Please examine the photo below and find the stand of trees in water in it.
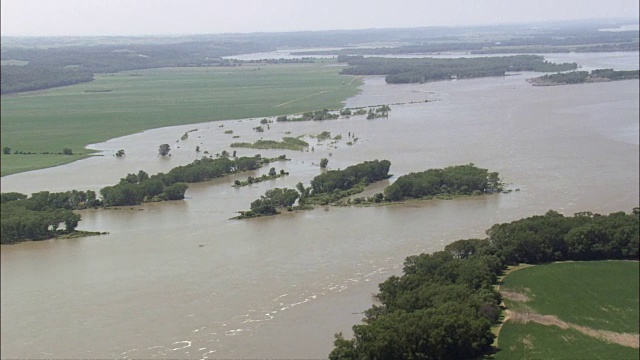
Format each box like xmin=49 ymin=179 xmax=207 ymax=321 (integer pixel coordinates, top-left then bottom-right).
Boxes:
xmin=239 ymin=162 xmax=504 ymax=217
xmin=529 ymin=68 xmax=640 ymax=85
xmin=237 ymin=160 xmax=392 ymax=218
xmin=383 ymin=164 xmax=502 ymax=201
xmin=338 ymin=55 xmax=577 ymax=84
xmin=230 ymin=137 xmax=309 ymax=151
xmin=1 ymin=154 xmax=287 ymax=243
xmin=329 ymin=208 xmax=640 ymax=359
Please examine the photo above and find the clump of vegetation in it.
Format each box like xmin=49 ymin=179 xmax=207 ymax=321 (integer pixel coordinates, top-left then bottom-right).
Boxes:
xmin=233 ymin=167 xmax=289 ymax=187
xmin=320 ymin=158 xmax=329 ymax=168
xmin=231 ymin=137 xmax=309 ymax=151
xmin=115 ymin=149 xmax=125 ymax=157
xmin=530 ymin=68 xmax=640 ymax=86
xmin=315 ymin=131 xmax=333 ymax=141
xmin=236 ymin=188 xmax=300 ymax=218
xmin=383 ymin=163 xmax=502 ymax=201
xmin=224 ymin=130 xmax=234 ymax=134
xmin=236 ymin=159 xmax=392 ymax=218
xmin=158 ymin=144 xmax=171 ymax=156
xmin=277 ymin=109 xmax=340 ymax=122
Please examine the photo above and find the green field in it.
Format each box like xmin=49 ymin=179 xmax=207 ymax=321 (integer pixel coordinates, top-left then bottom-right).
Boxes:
xmin=0 ymin=62 xmax=362 ymax=176
xmin=495 ymin=261 xmax=639 ymax=359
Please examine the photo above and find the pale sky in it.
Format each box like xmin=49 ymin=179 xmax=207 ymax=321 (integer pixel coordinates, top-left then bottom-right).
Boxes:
xmin=1 ymin=0 xmax=639 ymax=36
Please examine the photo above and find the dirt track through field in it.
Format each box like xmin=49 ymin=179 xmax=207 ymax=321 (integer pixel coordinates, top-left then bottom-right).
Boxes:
xmin=507 ymin=309 xmax=640 ymax=348
xmin=274 ymin=90 xmax=330 ymax=107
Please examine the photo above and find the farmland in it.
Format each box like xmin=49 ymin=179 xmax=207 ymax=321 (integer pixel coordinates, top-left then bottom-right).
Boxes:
xmin=496 ymin=261 xmax=639 ymax=359
xmin=0 ymin=62 xmax=361 ymax=176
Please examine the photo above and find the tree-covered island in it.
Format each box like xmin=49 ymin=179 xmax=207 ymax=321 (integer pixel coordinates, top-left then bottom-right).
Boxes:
xmin=528 ymin=68 xmax=640 ymax=86
xmin=338 ymin=55 xmax=578 ymax=84
xmin=231 ymin=137 xmax=310 ymax=151
xmin=237 ymin=162 xmax=504 ymax=218
xmin=236 ymin=160 xmax=392 ymax=218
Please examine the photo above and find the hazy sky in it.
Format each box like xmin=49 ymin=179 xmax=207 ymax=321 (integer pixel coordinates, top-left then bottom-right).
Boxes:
xmin=1 ymin=0 xmax=639 ymax=36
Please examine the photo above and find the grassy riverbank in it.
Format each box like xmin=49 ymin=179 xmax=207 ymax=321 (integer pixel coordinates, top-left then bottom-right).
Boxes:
xmin=1 ymin=62 xmax=362 ymax=176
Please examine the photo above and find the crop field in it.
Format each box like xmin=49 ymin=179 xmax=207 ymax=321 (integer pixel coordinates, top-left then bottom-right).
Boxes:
xmin=495 ymin=261 xmax=639 ymax=359
xmin=0 ymin=62 xmax=361 ymax=176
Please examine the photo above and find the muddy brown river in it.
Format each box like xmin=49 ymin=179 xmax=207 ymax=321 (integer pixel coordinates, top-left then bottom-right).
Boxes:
xmin=1 ymin=53 xmax=638 ymax=359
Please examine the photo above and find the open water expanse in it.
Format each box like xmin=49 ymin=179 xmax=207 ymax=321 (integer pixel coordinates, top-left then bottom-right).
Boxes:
xmin=1 ymin=52 xmax=638 ymax=359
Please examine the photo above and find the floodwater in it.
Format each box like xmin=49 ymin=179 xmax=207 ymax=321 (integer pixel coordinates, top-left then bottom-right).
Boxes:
xmin=1 ymin=53 xmax=639 ymax=359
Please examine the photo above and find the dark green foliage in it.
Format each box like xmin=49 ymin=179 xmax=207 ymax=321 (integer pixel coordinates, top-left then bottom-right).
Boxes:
xmin=1 ymin=192 xmax=27 ymax=204
xmin=310 ymin=160 xmax=391 ymax=195
xmin=532 ymin=68 xmax=640 ymax=85
xmin=277 ymin=109 xmax=340 ymax=122
xmin=158 ymin=143 xmax=171 ymax=156
xmin=62 ymin=148 xmax=73 ymax=155
xmin=339 ymin=55 xmax=577 ymax=84
xmin=115 ymin=149 xmax=125 ymax=157
xmin=331 ymin=250 xmax=501 ymax=359
xmin=231 ymin=137 xmax=309 ymax=151
xmin=320 ymin=158 xmax=329 ymax=168
xmin=161 ymin=183 xmax=188 ymax=200
xmin=384 ymin=164 xmax=501 ymax=201
xmin=0 ymin=190 xmax=97 ymax=243
xmin=248 ymin=187 xmax=300 ymax=216
xmin=3 ymin=147 xmax=11 ymax=155
xmin=487 ymin=210 xmax=640 ymax=264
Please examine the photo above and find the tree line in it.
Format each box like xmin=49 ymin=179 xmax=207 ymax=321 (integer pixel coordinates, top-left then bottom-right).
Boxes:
xmin=338 ymin=55 xmax=578 ymax=84
xmin=329 ymin=208 xmax=640 ymax=359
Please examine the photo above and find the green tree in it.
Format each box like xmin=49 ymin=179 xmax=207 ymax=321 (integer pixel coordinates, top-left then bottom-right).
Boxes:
xmin=320 ymin=158 xmax=329 ymax=168
xmin=62 ymin=148 xmax=73 ymax=155
xmin=158 ymin=144 xmax=171 ymax=156
xmin=3 ymin=147 xmax=11 ymax=155
xmin=115 ymin=149 xmax=125 ymax=157
xmin=269 ymin=167 xmax=277 ymax=176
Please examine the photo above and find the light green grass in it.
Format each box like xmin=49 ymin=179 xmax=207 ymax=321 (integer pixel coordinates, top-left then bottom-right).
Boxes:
xmin=496 ymin=322 xmax=639 ymax=360
xmin=1 ymin=62 xmax=362 ymax=176
xmin=495 ymin=261 xmax=639 ymax=359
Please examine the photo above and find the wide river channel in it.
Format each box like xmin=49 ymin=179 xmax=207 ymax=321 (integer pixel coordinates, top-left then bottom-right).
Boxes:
xmin=1 ymin=52 xmax=639 ymax=359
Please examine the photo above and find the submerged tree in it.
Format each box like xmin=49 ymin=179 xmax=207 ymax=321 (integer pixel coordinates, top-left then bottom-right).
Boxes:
xmin=158 ymin=144 xmax=171 ymax=156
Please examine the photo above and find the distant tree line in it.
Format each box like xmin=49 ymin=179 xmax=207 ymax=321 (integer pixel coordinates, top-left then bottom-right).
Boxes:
xmin=291 ymin=27 xmax=638 ymax=56
xmin=338 ymin=55 xmax=578 ymax=84
xmin=1 ymin=65 xmax=94 ymax=94
xmin=1 ymin=41 xmax=273 ymax=94
xmin=329 ymin=208 xmax=640 ymax=359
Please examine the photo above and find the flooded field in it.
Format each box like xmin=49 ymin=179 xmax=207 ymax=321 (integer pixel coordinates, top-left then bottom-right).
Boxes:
xmin=1 ymin=53 xmax=638 ymax=359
